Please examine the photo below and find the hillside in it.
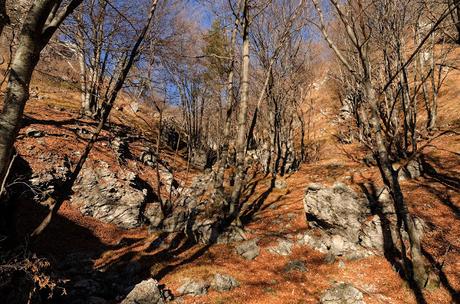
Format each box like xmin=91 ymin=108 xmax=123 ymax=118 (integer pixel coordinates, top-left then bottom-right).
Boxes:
xmin=0 ymin=56 xmax=457 ymax=304
xmin=1 ymin=1 xmax=460 ymax=303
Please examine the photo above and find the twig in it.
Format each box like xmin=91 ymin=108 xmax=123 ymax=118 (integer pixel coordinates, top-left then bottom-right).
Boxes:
xmin=0 ymin=153 xmax=17 ymax=197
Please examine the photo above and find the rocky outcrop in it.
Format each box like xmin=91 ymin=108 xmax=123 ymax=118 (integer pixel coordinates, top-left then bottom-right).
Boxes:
xmin=268 ymin=239 xmax=294 ymax=256
xmin=397 ymin=158 xmax=423 ymax=180
xmin=320 ymin=282 xmax=365 ymax=304
xmin=71 ymin=161 xmax=149 ymax=229
xmin=160 ymin=173 xmax=229 ymax=244
xmin=302 ymin=183 xmax=424 ymax=259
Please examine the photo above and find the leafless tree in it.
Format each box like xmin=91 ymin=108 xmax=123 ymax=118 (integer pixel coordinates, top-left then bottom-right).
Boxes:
xmin=310 ymin=0 xmax=459 ymax=289
xmin=31 ymin=0 xmax=161 ymax=238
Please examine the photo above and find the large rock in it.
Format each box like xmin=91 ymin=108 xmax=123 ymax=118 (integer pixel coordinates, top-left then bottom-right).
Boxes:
xmin=71 ymin=161 xmax=148 ymax=229
xmin=121 ymin=279 xmax=165 ymax=304
xmin=160 ymin=173 xmax=228 ymax=244
xmin=211 ymin=274 xmax=239 ymax=291
xmin=320 ymin=282 xmax=365 ymax=304
xmin=303 ymin=183 xmax=424 ymax=259
xmin=177 ymin=278 xmax=209 ymax=296
xmin=397 ymin=158 xmax=423 ymax=181
xmin=236 ymin=239 xmax=260 ymax=260
xmin=268 ymin=239 xmax=294 ymax=256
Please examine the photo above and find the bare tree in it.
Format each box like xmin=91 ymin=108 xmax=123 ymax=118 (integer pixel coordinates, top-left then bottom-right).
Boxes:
xmin=31 ymin=0 xmax=161 ymax=238
xmin=310 ymin=0 xmax=454 ymax=289
xmin=0 ymin=0 xmax=83 ymax=200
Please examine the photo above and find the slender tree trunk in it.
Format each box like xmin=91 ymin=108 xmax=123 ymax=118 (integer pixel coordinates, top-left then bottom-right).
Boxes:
xmin=229 ymin=0 xmax=250 ymax=219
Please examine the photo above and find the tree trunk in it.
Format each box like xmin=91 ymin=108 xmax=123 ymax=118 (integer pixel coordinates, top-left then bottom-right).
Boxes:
xmin=365 ymin=80 xmax=429 ymax=289
xmin=229 ymin=0 xmax=250 ymax=218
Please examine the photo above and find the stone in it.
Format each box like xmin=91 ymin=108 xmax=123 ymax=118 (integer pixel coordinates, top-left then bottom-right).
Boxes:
xmin=303 ymin=183 xmax=425 ymax=259
xmin=274 ymin=178 xmax=288 ymax=189
xmin=211 ymin=274 xmax=239 ymax=291
xmin=320 ymin=282 xmax=365 ymax=304
xmin=71 ymin=161 xmax=148 ymax=229
xmin=397 ymin=158 xmax=423 ymax=181
xmin=284 ymin=260 xmax=307 ymax=273
xmin=268 ymin=239 xmax=294 ymax=256
xmin=121 ymin=279 xmax=165 ymax=304
xmin=177 ymin=279 xmax=209 ymax=296
xmin=216 ymin=226 xmax=246 ymax=244
xmin=236 ymin=239 xmax=260 ymax=260
xmin=338 ymin=260 xmax=346 ymax=269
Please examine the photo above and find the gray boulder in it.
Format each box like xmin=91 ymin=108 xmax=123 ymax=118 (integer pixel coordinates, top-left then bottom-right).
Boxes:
xmin=211 ymin=274 xmax=239 ymax=291
xmin=177 ymin=279 xmax=209 ymax=296
xmin=320 ymin=282 xmax=365 ymax=304
xmin=236 ymin=239 xmax=260 ymax=260
xmin=160 ymin=173 xmax=228 ymax=244
xmin=268 ymin=239 xmax=294 ymax=256
xmin=397 ymin=158 xmax=423 ymax=181
xmin=71 ymin=161 xmax=148 ymax=229
xmin=303 ymin=183 xmax=424 ymax=259
xmin=121 ymin=279 xmax=165 ymax=304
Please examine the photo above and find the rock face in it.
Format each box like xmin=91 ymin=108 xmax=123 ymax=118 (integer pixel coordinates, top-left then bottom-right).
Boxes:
xmin=121 ymin=279 xmax=165 ymax=304
xmin=302 ymin=183 xmax=424 ymax=259
xmin=160 ymin=173 xmax=229 ymax=244
xmin=397 ymin=158 xmax=423 ymax=180
xmin=284 ymin=260 xmax=307 ymax=273
xmin=71 ymin=161 xmax=148 ymax=229
xmin=320 ymin=283 xmax=365 ymax=304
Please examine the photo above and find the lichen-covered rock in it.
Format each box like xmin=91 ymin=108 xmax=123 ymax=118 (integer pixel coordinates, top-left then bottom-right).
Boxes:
xmin=160 ymin=173 xmax=229 ymax=244
xmin=71 ymin=161 xmax=148 ymax=229
xmin=268 ymin=239 xmax=294 ymax=256
xmin=177 ymin=278 xmax=209 ymax=296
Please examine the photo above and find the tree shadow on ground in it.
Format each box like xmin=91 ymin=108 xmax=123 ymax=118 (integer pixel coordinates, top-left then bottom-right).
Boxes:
xmin=240 ymin=176 xmax=276 ymax=225
xmin=359 ymin=182 xmax=428 ymax=304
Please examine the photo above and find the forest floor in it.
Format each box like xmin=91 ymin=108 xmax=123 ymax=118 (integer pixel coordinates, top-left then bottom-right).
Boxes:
xmin=5 ymin=62 xmax=460 ymax=304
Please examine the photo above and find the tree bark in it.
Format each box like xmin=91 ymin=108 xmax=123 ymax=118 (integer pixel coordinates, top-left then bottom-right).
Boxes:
xmin=229 ymin=0 xmax=250 ymax=218
xmin=214 ymin=0 xmax=242 ymax=189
